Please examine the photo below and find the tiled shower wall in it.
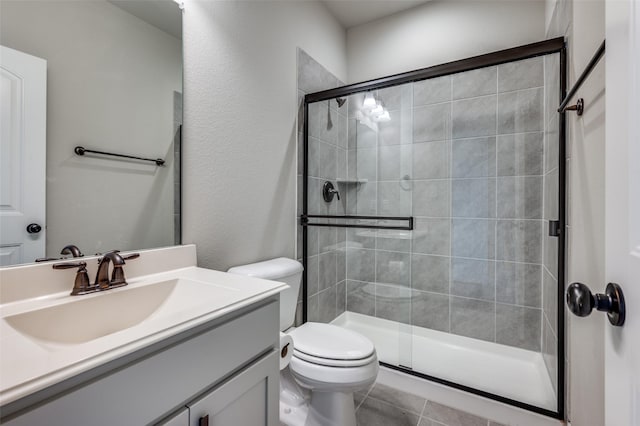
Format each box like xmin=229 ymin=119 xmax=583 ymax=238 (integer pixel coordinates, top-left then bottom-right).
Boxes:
xmin=296 ymin=48 xmax=347 ymax=325
xmin=298 ymin=51 xmax=561 ymax=361
xmin=343 ymin=56 xmax=556 ymax=353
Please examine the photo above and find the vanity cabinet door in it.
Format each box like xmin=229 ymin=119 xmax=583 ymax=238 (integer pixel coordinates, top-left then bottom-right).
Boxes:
xmin=188 ymin=350 xmax=279 ymax=426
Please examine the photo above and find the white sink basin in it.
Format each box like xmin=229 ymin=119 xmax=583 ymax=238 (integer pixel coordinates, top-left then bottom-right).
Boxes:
xmin=5 ymin=278 xmax=238 ymax=345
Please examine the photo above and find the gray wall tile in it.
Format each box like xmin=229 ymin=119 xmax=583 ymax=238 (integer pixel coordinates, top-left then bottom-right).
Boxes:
xmin=308 ymin=101 xmax=338 ymax=144
xmin=413 ymin=103 xmax=451 ymax=142
xmin=319 ymin=251 xmax=337 ymax=292
xmin=414 ymin=75 xmax=451 ymax=106
xmin=378 ymin=145 xmax=412 ymax=181
xmin=450 ymin=296 xmax=495 ymax=342
xmin=544 ymin=168 xmax=559 ymax=220
xmin=496 ymin=176 xmax=543 ymax=219
xmin=451 ymin=258 xmax=495 ymax=301
xmin=452 ymin=137 xmax=496 ymax=178
xmin=452 ymin=95 xmax=497 ymax=139
xmin=318 ymin=286 xmax=337 ymax=323
xmin=356 ymin=147 xmax=378 ymax=181
xmin=498 ymin=57 xmax=544 ymax=92
xmin=497 ymin=132 xmax=544 ymax=176
xmin=349 ymin=121 xmax=377 ymax=149
xmin=378 ymin=181 xmax=411 ymax=216
xmin=496 ymin=261 xmax=542 ymax=308
xmin=377 ymin=231 xmax=411 ymax=252
xmin=543 ymin=268 xmax=558 ymax=335
xmin=542 ymin=316 xmax=558 ymax=392
xmin=413 ymin=141 xmax=450 ymax=179
xmin=496 ymin=304 xmax=541 ymax=351
xmin=452 ymin=219 xmax=495 ymax=259
xmin=376 ymin=284 xmax=411 ymax=324
xmin=347 ymin=248 xmax=376 ymax=282
xmin=376 ymin=251 xmax=411 ymax=286
xmin=498 ymin=88 xmax=543 ymax=134
xmin=452 ymin=178 xmax=496 ymax=218
xmin=411 ymin=290 xmax=450 ymax=332
xmin=347 ymin=280 xmax=375 ymax=316
xmin=307 ymin=254 xmax=319 ymax=295
xmin=413 ymin=218 xmax=450 ymax=256
xmin=348 ymin=228 xmax=376 ymax=249
xmin=378 ymin=86 xmax=403 ymax=111
xmin=452 ymin=66 xmax=497 ymax=100
xmin=379 ymin=117 xmax=403 ymax=146
xmin=496 ymin=219 xmax=542 ymax=263
xmin=297 ymin=48 xmax=338 ymax=94
xmin=413 ymin=180 xmax=450 ymax=217
xmin=307 ymin=293 xmax=319 ymax=322
xmin=411 ymin=254 xmax=449 ymax=293
xmin=544 ymin=115 xmax=559 ymax=172
xmin=543 ymin=221 xmax=558 ymax=278
xmin=337 ymin=280 xmax=346 ymax=316
xmin=318 ymin=227 xmax=337 ymax=253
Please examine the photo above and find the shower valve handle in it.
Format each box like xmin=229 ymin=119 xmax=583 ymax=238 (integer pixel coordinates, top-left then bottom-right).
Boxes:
xmin=566 ymin=282 xmax=626 ymax=326
xmin=322 ymin=181 xmax=340 ymax=202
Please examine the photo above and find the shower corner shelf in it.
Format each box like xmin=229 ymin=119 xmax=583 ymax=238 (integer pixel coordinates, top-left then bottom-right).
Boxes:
xmin=336 ymin=178 xmax=368 ymax=184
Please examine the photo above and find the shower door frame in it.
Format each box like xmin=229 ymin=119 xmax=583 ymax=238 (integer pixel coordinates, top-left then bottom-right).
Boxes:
xmin=301 ymin=37 xmax=567 ymax=420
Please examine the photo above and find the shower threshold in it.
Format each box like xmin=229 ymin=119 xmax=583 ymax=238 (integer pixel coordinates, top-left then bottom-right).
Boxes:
xmin=332 ymin=311 xmax=556 ymax=412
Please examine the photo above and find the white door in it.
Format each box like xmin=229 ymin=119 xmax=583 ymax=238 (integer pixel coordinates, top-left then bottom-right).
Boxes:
xmin=0 ymin=46 xmax=46 ymax=265
xmin=605 ymin=1 xmax=640 ymax=425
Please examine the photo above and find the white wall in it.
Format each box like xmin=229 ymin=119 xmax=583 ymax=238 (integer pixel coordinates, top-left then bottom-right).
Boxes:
xmin=346 ymin=0 xmax=545 ymax=83
xmin=181 ymin=0 xmax=346 ymax=271
xmin=545 ymin=0 xmax=606 ymax=424
xmin=1 ymin=1 xmax=181 ymax=258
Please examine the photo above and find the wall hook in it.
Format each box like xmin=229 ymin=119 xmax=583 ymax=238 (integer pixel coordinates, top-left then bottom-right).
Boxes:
xmin=564 ymin=98 xmax=584 ymax=116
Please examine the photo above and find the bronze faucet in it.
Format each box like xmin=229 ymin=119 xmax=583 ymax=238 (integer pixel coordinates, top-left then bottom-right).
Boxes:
xmin=53 ymin=250 xmax=139 ymax=295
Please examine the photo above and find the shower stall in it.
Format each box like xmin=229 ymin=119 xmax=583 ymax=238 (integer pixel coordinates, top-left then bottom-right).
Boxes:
xmin=299 ymin=38 xmax=566 ymax=418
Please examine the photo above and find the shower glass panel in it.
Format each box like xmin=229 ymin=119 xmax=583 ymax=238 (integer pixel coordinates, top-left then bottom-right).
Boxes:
xmin=302 ymin=39 xmax=564 ymax=418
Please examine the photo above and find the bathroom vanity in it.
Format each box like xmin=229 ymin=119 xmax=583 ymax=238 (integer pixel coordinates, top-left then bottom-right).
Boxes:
xmin=0 ymin=245 xmax=286 ymax=425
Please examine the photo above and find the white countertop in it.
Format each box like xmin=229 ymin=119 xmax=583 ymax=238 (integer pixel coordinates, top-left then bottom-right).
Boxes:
xmin=0 ymin=247 xmax=287 ymax=407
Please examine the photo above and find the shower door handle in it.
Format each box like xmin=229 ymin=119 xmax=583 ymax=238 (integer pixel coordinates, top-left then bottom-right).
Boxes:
xmin=566 ymin=282 xmax=626 ymax=326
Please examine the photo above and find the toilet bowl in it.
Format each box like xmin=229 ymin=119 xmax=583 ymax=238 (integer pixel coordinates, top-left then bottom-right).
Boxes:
xmin=228 ymin=258 xmax=378 ymax=426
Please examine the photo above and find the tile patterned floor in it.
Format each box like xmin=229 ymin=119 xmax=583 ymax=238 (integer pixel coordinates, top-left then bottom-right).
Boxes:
xmin=354 ymin=383 xmax=507 ymax=426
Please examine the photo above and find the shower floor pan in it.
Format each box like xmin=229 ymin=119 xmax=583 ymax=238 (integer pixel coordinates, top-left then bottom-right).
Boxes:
xmin=332 ymin=311 xmax=556 ymax=412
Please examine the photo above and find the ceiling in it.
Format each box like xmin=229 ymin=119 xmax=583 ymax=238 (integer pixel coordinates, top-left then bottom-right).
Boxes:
xmin=321 ymin=0 xmax=433 ymax=28
xmin=108 ymin=0 xmax=182 ymax=39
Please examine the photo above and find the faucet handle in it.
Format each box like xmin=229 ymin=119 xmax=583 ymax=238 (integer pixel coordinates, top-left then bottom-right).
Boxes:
xmin=53 ymin=261 xmax=92 ymax=295
xmin=111 ymin=253 xmax=139 ymax=286
xmin=60 ymin=244 xmax=83 ymax=258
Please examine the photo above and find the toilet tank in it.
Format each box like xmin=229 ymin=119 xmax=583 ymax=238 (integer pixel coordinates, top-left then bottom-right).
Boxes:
xmin=227 ymin=258 xmax=303 ymax=331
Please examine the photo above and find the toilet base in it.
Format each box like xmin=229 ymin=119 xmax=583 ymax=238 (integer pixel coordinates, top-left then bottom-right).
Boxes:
xmin=279 ymin=368 xmax=357 ymax=426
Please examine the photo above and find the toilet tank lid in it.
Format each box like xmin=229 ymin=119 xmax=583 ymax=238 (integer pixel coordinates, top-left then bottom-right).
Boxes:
xmin=227 ymin=257 xmax=303 ymax=280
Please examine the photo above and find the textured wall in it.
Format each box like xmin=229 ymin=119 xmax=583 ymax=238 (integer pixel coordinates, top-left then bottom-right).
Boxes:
xmin=545 ymin=0 xmax=607 ymax=423
xmin=346 ymin=0 xmax=545 ymax=83
xmin=182 ymin=0 xmax=346 ymax=271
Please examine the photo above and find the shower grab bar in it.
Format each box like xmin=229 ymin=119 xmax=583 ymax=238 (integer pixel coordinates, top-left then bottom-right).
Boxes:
xmin=74 ymin=146 xmax=165 ymax=166
xmin=558 ymin=40 xmax=605 ymax=114
xmin=301 ymin=214 xmax=414 ymax=231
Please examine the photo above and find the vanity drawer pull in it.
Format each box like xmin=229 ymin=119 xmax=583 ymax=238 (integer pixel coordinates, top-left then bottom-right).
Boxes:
xmin=199 ymin=414 xmax=209 ymax=426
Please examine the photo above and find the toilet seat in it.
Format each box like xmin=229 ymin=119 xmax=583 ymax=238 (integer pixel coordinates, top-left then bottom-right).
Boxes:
xmin=289 ymin=353 xmax=379 ymax=391
xmin=288 ymin=322 xmax=375 ymax=362
xmin=292 ymin=349 xmax=377 ymax=367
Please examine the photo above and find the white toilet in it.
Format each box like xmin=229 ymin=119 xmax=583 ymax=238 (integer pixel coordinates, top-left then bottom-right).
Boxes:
xmin=228 ymin=258 xmax=378 ymax=426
